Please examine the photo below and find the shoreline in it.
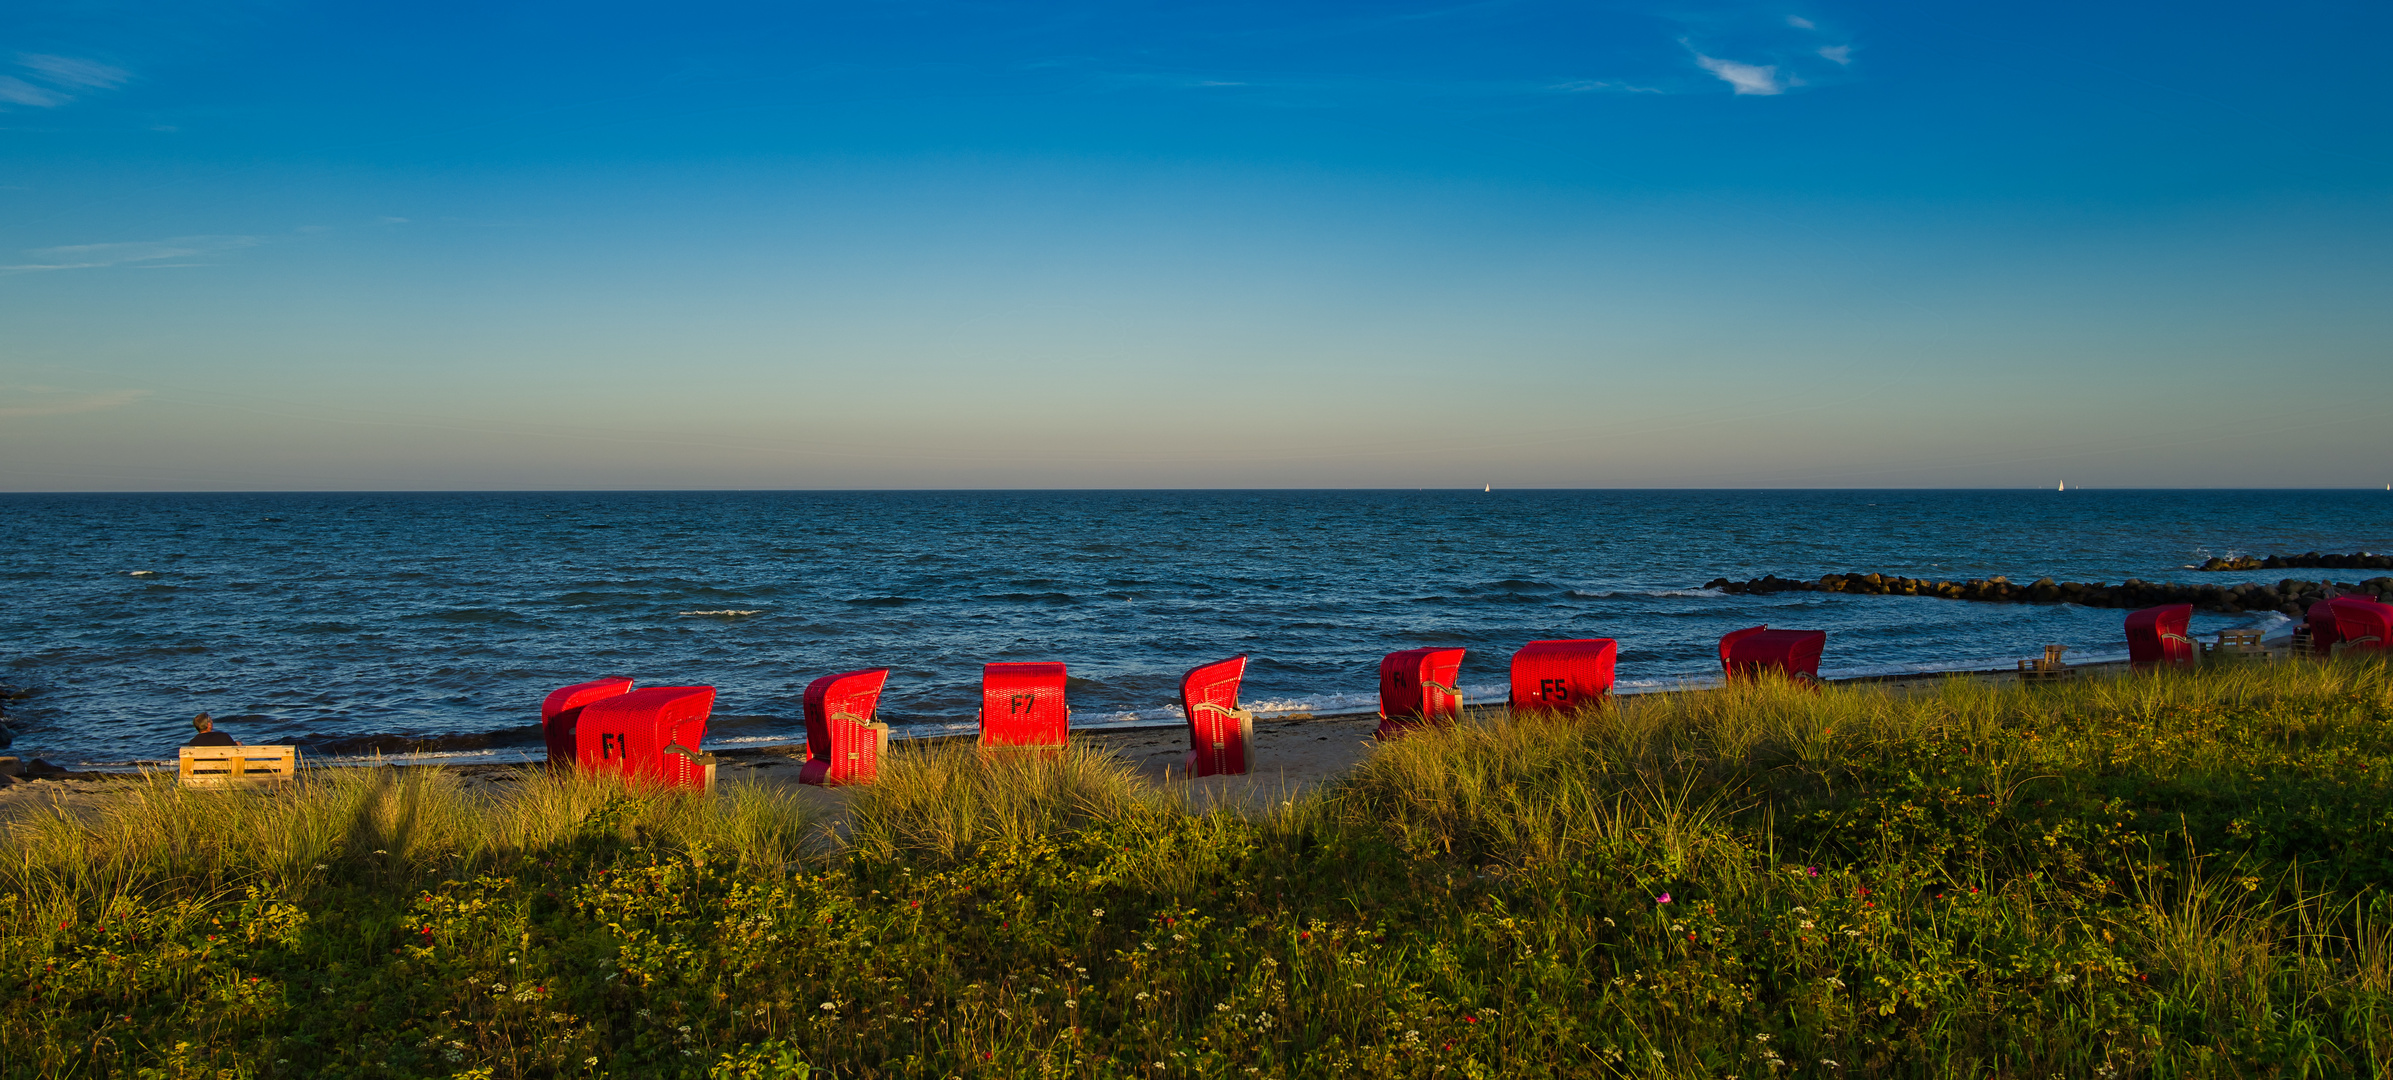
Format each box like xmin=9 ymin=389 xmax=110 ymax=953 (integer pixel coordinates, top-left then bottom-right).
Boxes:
xmin=0 ymin=659 xmax=2133 ymax=825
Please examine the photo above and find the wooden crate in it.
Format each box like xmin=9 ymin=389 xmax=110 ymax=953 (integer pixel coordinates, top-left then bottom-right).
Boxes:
xmin=179 ymin=745 xmax=299 ymax=788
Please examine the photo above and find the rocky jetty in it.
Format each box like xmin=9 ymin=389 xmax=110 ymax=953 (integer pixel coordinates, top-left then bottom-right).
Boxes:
xmin=2193 ymin=551 xmax=2393 ymax=572
xmin=1702 ymin=571 xmax=2393 ymax=616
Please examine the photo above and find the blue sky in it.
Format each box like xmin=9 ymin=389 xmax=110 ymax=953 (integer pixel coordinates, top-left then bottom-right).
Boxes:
xmin=3 ymin=1 xmax=2387 ymax=489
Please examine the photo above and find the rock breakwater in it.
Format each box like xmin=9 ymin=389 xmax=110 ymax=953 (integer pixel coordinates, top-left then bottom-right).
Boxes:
xmin=2193 ymin=551 xmax=2393 ymax=572
xmin=1702 ymin=571 xmax=2393 ymax=616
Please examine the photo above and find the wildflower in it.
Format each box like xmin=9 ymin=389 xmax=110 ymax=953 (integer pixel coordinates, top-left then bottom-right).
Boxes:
xmin=1807 ymin=866 xmax=1820 ymax=877
xmin=1092 ymin=909 xmax=1105 ymax=918
xmin=313 ymin=863 xmax=327 ymax=870
xmin=1173 ymin=934 xmax=1185 ymax=942
xmin=584 ymin=1057 xmax=598 ymax=1066
xmin=1216 ymin=1002 xmax=1231 ymax=1012
xmin=820 ymin=1002 xmax=837 ymax=1011
xmin=372 ymin=849 xmax=388 ymax=855
xmin=1136 ymin=992 xmax=1150 ymax=1000
xmin=1754 ymin=1034 xmax=1772 ymax=1043
xmin=1260 ymin=957 xmax=1278 ymax=967
xmin=1799 ymin=921 xmax=1815 ymax=930
xmin=1655 ymin=893 xmax=1672 ymax=905
xmin=1821 ymin=1060 xmax=1839 ymax=1068
xmin=1065 ymin=1000 xmax=1078 ymax=1009
xmin=1464 ymin=1015 xmax=1478 ymax=1024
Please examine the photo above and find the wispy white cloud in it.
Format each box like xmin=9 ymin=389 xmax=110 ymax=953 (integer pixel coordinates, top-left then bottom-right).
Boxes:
xmin=1786 ymin=15 xmax=1815 ymax=29
xmin=1 ymin=235 xmax=260 ymax=272
xmin=1818 ymin=44 xmax=1851 ymax=65
xmin=0 ymin=387 xmax=150 ymax=419
xmin=0 ymin=53 xmax=131 ymax=108
xmin=19 ymin=54 xmax=129 ymax=90
xmin=1694 ymin=53 xmax=1783 ymax=95
xmin=1547 ymin=79 xmax=1664 ymax=95
xmin=0 ymin=75 xmax=65 ymax=107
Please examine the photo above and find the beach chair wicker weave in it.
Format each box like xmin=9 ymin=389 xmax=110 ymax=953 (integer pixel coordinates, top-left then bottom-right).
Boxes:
xmin=541 ymin=677 xmax=634 ymax=767
xmin=2124 ymin=604 xmax=2198 ymax=668
xmin=574 ymin=686 xmax=717 ymax=789
xmin=1179 ymin=655 xmax=1253 ymax=778
xmin=980 ymin=662 xmax=1069 ymax=751
xmin=1508 ymin=639 xmax=1616 ymax=714
xmin=800 ymin=668 xmax=893 ymax=786
xmin=1720 ymin=625 xmax=1826 ymax=683
xmin=1375 ymin=647 xmax=1465 ymax=740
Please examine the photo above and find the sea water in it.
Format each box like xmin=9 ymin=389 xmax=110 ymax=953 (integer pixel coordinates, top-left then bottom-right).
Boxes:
xmin=2 ymin=489 xmax=2387 ymax=767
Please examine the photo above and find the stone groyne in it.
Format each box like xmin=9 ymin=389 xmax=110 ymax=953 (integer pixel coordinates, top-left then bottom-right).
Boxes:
xmin=1702 ymin=571 xmax=2393 ymax=616
xmin=2193 ymin=551 xmax=2393 ymax=572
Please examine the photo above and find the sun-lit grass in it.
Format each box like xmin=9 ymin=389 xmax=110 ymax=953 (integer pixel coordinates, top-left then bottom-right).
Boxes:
xmin=4 ymin=657 xmax=2391 ymax=1077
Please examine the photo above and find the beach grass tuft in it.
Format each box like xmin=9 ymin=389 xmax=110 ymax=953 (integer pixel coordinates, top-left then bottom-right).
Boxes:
xmin=5 ymin=657 xmax=2392 ymax=1077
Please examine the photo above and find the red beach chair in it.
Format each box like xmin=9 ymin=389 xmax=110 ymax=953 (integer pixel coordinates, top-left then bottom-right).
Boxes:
xmin=1719 ymin=625 xmax=1826 ymax=683
xmin=541 ymin=677 xmax=634 ymax=767
xmin=1179 ymin=655 xmax=1254 ymax=778
xmin=575 ymin=686 xmax=717 ymax=789
xmin=980 ymin=662 xmax=1069 ymax=750
xmin=1375 ymin=647 xmax=1465 ymax=740
xmin=2330 ymin=596 xmax=2393 ymax=653
xmin=2123 ymin=604 xmax=2198 ymax=668
xmin=1508 ymin=639 xmax=1617 ymax=714
xmin=800 ymin=668 xmax=893 ymax=786
xmin=2306 ymin=600 xmax=2346 ymax=656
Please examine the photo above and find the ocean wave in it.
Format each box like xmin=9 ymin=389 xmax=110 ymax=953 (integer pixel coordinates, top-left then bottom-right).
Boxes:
xmin=1567 ymin=587 xmax=1727 ymax=599
xmin=679 ymin=609 xmax=762 ymax=617
xmin=128 ymin=570 xmax=158 ymax=577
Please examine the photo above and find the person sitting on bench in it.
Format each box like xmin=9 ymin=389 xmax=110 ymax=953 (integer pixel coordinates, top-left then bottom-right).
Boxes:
xmin=184 ymin=712 xmax=238 ymax=748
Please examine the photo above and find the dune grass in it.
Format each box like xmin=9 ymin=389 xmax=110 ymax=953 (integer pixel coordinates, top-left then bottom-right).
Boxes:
xmin=5 ymin=658 xmax=2392 ymax=1078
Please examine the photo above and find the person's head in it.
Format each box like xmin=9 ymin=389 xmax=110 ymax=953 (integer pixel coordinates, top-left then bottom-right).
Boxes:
xmin=193 ymin=712 xmax=213 ymax=733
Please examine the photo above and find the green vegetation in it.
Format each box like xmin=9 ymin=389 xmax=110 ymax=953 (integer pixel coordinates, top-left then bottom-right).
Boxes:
xmin=7 ymin=658 xmax=2393 ymax=1078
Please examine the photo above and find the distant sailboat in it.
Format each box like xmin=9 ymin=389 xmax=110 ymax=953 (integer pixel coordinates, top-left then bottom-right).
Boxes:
xmin=2057 ymin=481 xmax=2065 ymax=492
xmin=1484 ymin=483 xmax=1491 ymax=492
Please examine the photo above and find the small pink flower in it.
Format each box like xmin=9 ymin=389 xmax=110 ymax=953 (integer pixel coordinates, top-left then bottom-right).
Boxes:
xmin=1655 ymin=892 xmax=1672 ymax=904
xmin=1807 ymin=866 xmax=1820 ymax=877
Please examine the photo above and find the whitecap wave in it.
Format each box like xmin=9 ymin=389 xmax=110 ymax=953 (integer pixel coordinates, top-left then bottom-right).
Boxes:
xmin=128 ymin=570 xmax=157 ymax=577
xmin=1567 ymin=587 xmax=1725 ymax=599
xmin=679 ymin=609 xmax=762 ymax=617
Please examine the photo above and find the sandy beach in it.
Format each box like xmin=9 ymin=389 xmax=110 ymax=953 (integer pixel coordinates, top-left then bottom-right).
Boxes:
xmin=0 ymin=661 xmax=2124 ymax=831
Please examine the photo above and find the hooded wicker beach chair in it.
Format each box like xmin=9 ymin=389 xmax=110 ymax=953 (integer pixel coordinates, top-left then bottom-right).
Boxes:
xmin=1507 ymin=638 xmax=1616 ymax=714
xmin=574 ymin=686 xmax=717 ymax=789
xmin=2124 ymin=604 xmax=2198 ymax=668
xmin=1179 ymin=654 xmax=1254 ymax=778
xmin=800 ymin=668 xmax=893 ymax=786
xmin=541 ymin=677 xmax=634 ymax=767
xmin=2330 ymin=596 xmax=2393 ymax=654
xmin=980 ymin=662 xmax=1069 ymax=751
xmin=1719 ymin=625 xmax=1826 ymax=683
xmin=1375 ymin=647 xmax=1465 ymax=740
